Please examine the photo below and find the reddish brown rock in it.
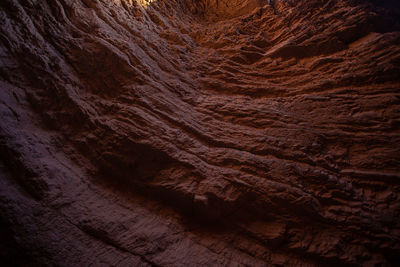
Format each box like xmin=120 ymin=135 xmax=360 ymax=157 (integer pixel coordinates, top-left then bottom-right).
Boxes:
xmin=1 ymin=0 xmax=400 ymax=266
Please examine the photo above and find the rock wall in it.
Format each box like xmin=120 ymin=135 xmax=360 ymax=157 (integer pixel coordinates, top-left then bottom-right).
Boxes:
xmin=1 ymin=0 xmax=400 ymax=265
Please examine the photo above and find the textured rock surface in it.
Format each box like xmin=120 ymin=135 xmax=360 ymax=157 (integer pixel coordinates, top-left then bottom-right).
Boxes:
xmin=1 ymin=0 xmax=400 ymax=265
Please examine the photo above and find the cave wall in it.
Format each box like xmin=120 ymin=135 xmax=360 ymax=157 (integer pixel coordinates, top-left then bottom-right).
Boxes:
xmin=1 ymin=0 xmax=400 ymax=266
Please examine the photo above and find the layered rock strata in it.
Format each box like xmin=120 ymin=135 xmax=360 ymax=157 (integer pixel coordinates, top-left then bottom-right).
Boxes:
xmin=1 ymin=0 xmax=400 ymax=265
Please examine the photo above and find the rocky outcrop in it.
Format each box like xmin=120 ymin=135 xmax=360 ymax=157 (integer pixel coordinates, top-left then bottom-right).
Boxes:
xmin=1 ymin=0 xmax=400 ymax=265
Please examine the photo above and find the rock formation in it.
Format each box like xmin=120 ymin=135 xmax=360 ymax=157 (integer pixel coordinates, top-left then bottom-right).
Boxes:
xmin=1 ymin=0 xmax=400 ymax=265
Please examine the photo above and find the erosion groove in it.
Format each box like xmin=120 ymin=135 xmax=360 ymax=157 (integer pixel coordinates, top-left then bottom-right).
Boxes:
xmin=1 ymin=0 xmax=400 ymax=266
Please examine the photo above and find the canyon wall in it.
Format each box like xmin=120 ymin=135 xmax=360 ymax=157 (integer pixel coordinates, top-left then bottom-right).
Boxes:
xmin=1 ymin=0 xmax=400 ymax=266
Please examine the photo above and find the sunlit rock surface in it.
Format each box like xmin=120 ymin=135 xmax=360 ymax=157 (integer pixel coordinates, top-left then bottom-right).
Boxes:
xmin=1 ymin=0 xmax=400 ymax=265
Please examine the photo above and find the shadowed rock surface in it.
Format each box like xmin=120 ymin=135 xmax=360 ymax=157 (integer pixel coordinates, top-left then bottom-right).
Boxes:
xmin=1 ymin=0 xmax=400 ymax=266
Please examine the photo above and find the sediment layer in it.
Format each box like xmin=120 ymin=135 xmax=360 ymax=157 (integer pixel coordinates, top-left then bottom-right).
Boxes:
xmin=1 ymin=0 xmax=400 ymax=265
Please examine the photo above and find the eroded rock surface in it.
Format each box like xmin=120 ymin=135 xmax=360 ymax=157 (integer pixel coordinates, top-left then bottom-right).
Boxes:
xmin=1 ymin=0 xmax=400 ymax=266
